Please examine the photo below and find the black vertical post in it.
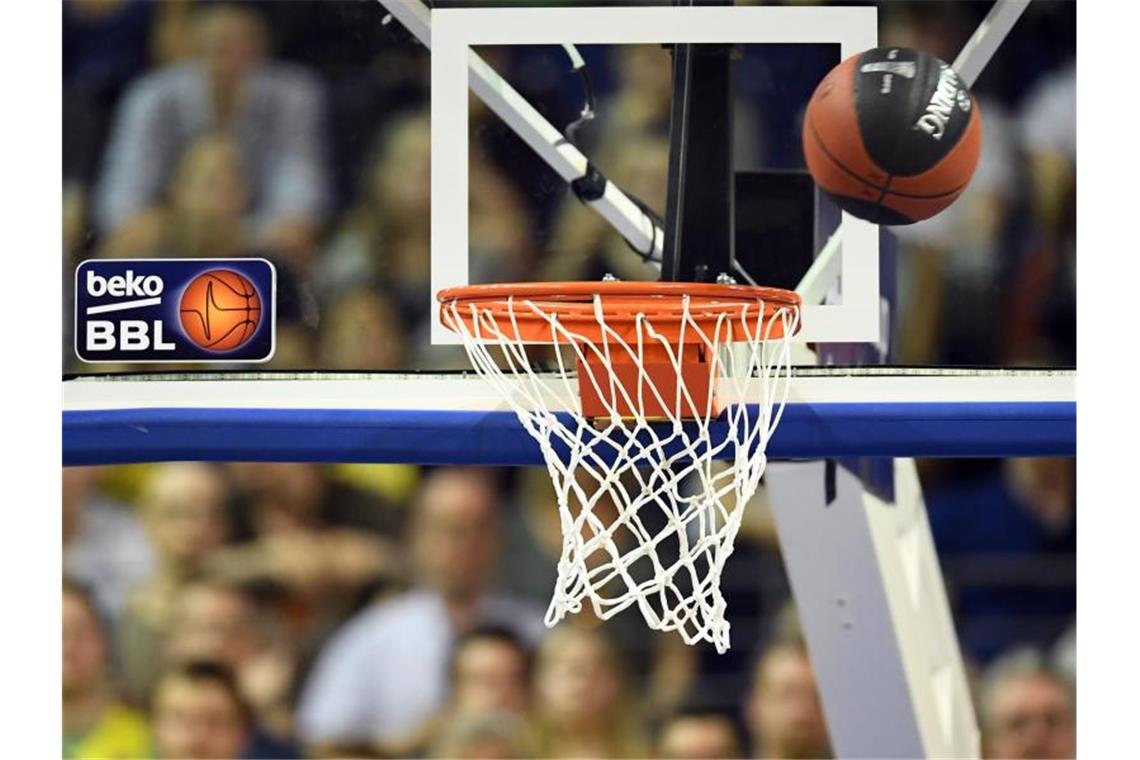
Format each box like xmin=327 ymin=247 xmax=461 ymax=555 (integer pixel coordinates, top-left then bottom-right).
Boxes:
xmin=661 ymin=2 xmax=735 ymax=283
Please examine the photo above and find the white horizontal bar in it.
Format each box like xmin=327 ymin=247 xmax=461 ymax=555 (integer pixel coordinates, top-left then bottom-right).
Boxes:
xmin=64 ymin=369 xmax=1075 ymax=413
xmin=434 ymin=5 xmax=877 ymax=47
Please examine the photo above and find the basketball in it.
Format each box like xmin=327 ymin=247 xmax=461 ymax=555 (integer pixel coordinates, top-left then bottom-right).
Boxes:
xmin=802 ymin=47 xmax=982 ymax=225
xmin=179 ymin=269 xmax=262 ymax=351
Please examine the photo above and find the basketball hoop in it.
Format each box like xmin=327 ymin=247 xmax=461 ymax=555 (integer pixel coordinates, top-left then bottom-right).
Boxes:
xmin=439 ymin=280 xmax=801 ymax=652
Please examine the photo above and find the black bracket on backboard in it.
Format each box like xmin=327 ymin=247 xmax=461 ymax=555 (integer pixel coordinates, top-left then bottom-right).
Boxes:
xmin=661 ymin=1 xmax=736 ymax=283
xmin=825 ymin=459 xmax=837 ymax=506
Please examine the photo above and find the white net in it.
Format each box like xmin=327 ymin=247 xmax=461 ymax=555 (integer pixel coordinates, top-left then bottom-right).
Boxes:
xmin=443 ymin=292 xmax=799 ymax=652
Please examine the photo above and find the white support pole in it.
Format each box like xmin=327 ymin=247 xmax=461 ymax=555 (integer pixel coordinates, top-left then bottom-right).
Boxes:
xmin=953 ymin=0 xmax=1032 ymax=88
xmin=466 ymin=53 xmax=665 ymax=258
xmin=795 ymin=231 xmax=841 ymax=303
xmin=765 ymin=459 xmax=980 ymax=758
xmin=378 ymin=0 xmax=664 ymax=261
xmin=380 ymin=0 xmax=430 ymax=47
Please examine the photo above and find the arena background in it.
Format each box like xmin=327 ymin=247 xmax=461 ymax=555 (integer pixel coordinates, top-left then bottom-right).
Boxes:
xmin=62 ymin=2 xmax=1076 ymax=758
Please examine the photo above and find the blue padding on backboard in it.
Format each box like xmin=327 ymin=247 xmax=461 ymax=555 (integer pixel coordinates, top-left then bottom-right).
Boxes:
xmin=62 ymin=401 xmax=1076 ymax=466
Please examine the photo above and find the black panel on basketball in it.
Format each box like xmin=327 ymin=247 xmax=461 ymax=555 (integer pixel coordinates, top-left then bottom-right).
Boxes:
xmin=853 ymin=48 xmax=972 ymax=177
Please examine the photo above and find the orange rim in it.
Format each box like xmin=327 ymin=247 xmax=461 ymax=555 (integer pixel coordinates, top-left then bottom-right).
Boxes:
xmin=438 ymin=281 xmax=802 ymax=342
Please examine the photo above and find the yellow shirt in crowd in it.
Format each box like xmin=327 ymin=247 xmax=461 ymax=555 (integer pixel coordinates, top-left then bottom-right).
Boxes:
xmin=63 ymin=703 xmax=152 ymax=760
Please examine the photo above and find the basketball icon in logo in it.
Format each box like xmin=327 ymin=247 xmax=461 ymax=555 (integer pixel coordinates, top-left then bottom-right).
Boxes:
xmin=179 ymin=269 xmax=262 ymax=351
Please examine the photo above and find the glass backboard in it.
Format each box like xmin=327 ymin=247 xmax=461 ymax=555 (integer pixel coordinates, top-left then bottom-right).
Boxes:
xmin=64 ymin=0 xmax=1075 ymax=385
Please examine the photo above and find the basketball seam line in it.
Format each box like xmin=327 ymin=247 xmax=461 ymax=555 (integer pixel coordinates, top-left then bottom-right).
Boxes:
xmin=809 ymin=118 xmax=884 ymax=193
xmin=855 ymin=49 xmax=893 ymax=212
xmin=886 ymin=179 xmax=970 ymax=199
xmin=808 ymin=118 xmax=969 ymax=200
xmin=874 ymin=175 xmax=893 ymax=210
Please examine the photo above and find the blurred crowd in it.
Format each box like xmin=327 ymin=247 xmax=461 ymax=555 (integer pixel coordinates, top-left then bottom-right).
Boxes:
xmin=63 ymin=1 xmax=1077 ymax=759
xmin=64 ymin=460 xmax=1074 ymax=760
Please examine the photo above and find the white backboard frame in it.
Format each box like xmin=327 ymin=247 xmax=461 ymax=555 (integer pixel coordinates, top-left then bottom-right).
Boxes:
xmin=429 ymin=5 xmax=880 ymax=345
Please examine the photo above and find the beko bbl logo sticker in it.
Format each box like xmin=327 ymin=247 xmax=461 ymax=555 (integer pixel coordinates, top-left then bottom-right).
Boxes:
xmin=75 ymin=259 xmax=276 ymax=363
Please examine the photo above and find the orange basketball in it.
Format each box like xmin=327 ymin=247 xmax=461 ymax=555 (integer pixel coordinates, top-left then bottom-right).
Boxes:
xmin=802 ymin=47 xmax=982 ymax=224
xmin=179 ymin=269 xmax=262 ymax=351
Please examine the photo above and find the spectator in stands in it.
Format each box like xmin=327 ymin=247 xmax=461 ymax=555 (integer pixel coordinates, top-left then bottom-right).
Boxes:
xmin=118 ymin=463 xmax=231 ymax=703
xmin=1019 ymin=59 xmax=1076 ymax=239
xmin=925 ymin=458 xmax=1076 ymax=662
xmin=63 ymin=580 xmax=152 ymax=760
xmin=317 ymin=111 xmax=430 ymax=314
xmin=597 ymin=44 xmax=674 ymax=144
xmin=164 ymin=581 xmax=260 ymax=675
xmin=151 ymin=661 xmax=254 ymax=760
xmin=63 ymin=0 xmax=158 ymax=261
xmin=94 ymin=2 xmax=329 ymax=266
xmin=979 ymin=648 xmax=1075 ymax=760
xmin=225 ymin=461 xmax=408 ymax=538
xmin=318 ymin=109 xmax=531 ymax=332
xmin=63 ymin=466 xmax=154 ymax=619
xmin=430 ymin=712 xmax=536 ymax=760
xmin=448 ymin=626 xmax=534 ymax=719
xmin=317 ymin=285 xmax=408 ymax=371
xmin=63 ymin=0 xmax=155 ymax=132
xmin=98 ymin=134 xmax=252 ymax=261
xmin=533 ymin=626 xmax=650 ymax=759
xmin=207 ymin=462 xmax=406 ymax=654
xmin=745 ymin=631 xmax=831 ymax=759
xmin=657 ymin=706 xmax=745 ymax=760
xmin=1007 ymin=58 xmax=1077 ymax=364
xmin=416 ymin=627 xmax=536 ymax=756
xmin=164 ymin=580 xmax=299 ymax=754
xmin=264 ymin=320 xmax=319 ymax=370
xmin=297 ymin=468 xmax=543 ymax=757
